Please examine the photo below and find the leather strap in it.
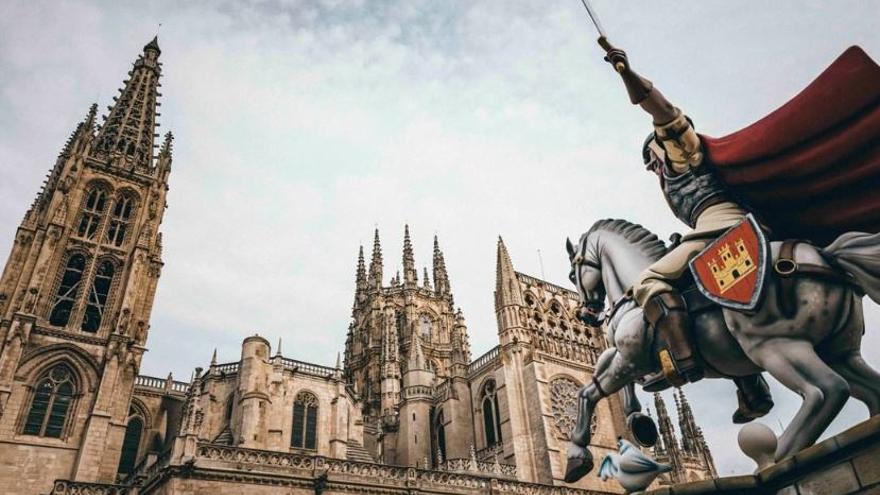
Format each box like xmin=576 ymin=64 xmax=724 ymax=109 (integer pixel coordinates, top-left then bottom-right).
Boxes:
xmin=777 ymin=240 xmax=798 ymax=318
xmin=775 ymin=240 xmax=858 ymax=318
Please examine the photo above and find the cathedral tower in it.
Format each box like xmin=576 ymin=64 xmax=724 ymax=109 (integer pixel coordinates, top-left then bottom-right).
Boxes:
xmin=344 ymin=226 xmax=470 ymax=465
xmin=0 ymin=38 xmax=171 ymax=492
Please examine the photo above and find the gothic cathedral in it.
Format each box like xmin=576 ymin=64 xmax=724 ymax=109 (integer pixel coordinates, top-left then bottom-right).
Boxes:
xmin=0 ymin=39 xmax=715 ymax=495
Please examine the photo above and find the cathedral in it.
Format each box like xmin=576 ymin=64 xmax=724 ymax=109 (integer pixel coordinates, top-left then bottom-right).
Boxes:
xmin=0 ymin=39 xmax=716 ymax=495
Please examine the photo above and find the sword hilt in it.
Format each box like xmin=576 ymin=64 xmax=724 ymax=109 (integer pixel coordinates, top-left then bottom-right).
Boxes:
xmin=598 ymin=37 xmax=626 ymax=73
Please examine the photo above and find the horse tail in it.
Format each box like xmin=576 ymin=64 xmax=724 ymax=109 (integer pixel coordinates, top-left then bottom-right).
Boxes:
xmin=823 ymin=231 xmax=880 ymax=304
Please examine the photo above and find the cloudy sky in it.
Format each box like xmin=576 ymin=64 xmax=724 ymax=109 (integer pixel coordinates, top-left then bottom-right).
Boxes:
xmin=2 ymin=0 xmax=879 ymax=477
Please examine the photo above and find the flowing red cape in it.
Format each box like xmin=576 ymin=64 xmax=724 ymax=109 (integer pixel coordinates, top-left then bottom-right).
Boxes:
xmin=701 ymin=46 xmax=880 ymax=245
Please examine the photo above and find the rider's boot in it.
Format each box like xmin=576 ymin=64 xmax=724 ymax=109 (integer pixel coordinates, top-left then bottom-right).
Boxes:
xmin=732 ymin=374 xmax=774 ymax=424
xmin=644 ymin=291 xmax=703 ymax=387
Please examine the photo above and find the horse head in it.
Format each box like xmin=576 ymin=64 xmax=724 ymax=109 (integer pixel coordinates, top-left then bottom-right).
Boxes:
xmin=566 ymin=235 xmax=606 ymax=327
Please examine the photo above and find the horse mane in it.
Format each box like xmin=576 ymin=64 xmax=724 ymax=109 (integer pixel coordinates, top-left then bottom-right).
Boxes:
xmin=584 ymin=219 xmax=668 ymax=262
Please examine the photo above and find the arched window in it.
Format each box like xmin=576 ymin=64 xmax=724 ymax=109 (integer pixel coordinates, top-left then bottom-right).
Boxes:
xmin=76 ymin=188 xmax=108 ymax=240
xmin=81 ymin=260 xmax=115 ymax=333
xmin=419 ymin=314 xmax=432 ymax=342
xmin=23 ymin=364 xmax=76 ymax=438
xmin=434 ymin=410 xmax=447 ymax=464
xmin=481 ymin=380 xmax=502 ymax=448
xmin=291 ymin=392 xmax=318 ymax=450
xmin=49 ymin=254 xmax=87 ymax=327
xmin=106 ymin=194 xmax=134 ymax=247
xmin=117 ymin=415 xmax=143 ymax=475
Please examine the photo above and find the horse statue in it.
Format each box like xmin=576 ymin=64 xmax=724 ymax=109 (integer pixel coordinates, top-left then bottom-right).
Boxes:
xmin=563 ymin=219 xmax=880 ymax=483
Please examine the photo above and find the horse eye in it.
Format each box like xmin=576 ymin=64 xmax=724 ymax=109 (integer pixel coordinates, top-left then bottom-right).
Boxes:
xmin=569 ymin=272 xmax=575 ymax=282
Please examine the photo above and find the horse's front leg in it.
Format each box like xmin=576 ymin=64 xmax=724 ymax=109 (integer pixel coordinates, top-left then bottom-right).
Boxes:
xmin=565 ymin=347 xmax=638 ymax=483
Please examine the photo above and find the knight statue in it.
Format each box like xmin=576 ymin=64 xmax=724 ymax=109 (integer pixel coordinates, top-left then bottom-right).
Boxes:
xmin=602 ymin=44 xmax=774 ymax=423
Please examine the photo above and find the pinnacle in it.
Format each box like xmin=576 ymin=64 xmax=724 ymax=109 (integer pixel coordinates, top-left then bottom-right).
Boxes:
xmin=144 ymin=35 xmax=161 ymax=55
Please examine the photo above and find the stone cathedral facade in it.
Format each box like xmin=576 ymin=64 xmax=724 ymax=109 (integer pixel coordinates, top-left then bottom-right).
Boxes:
xmin=0 ymin=39 xmax=715 ymax=495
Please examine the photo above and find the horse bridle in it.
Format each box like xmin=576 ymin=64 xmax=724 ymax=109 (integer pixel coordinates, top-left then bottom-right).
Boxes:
xmin=571 ymin=237 xmax=606 ymax=325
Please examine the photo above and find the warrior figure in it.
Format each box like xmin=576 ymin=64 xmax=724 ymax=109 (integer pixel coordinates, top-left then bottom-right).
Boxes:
xmin=602 ymin=43 xmax=773 ymax=423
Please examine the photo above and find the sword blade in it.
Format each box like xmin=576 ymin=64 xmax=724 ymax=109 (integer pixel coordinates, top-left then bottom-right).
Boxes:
xmin=579 ymin=0 xmax=607 ymax=39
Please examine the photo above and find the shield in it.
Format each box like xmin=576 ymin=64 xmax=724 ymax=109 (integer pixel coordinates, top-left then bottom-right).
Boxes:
xmin=689 ymin=214 xmax=769 ymax=311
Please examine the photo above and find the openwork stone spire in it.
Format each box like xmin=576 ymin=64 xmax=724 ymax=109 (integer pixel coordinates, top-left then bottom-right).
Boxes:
xmin=355 ymin=245 xmax=367 ymax=293
xmin=94 ymin=36 xmax=163 ymax=170
xmin=402 ymin=225 xmax=417 ymax=286
xmin=433 ymin=235 xmax=452 ymax=299
xmin=368 ymin=228 xmax=383 ymax=288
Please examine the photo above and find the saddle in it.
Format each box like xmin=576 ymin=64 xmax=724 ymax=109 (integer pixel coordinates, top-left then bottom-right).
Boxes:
xmin=642 ymin=236 xmax=857 ymax=393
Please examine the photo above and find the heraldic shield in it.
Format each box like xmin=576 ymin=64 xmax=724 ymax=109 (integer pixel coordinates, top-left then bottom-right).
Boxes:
xmin=689 ymin=214 xmax=769 ymax=311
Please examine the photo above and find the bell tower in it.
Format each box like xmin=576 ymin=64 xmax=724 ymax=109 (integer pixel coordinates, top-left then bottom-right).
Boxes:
xmin=0 ymin=37 xmax=172 ymax=490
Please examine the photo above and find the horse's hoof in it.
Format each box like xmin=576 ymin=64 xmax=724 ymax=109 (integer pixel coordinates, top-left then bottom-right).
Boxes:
xmin=628 ymin=412 xmax=659 ymax=447
xmin=563 ymin=456 xmax=594 ymax=484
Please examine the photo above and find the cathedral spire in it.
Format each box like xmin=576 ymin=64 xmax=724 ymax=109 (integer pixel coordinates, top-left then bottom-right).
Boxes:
xmin=94 ymin=36 xmax=163 ymax=170
xmin=423 ymin=267 xmax=432 ymax=290
xmin=355 ymin=245 xmax=367 ymax=301
xmin=432 ymin=235 xmax=452 ymax=299
xmin=654 ymin=392 xmax=681 ymax=479
xmin=402 ymin=225 xmax=417 ymax=287
xmin=368 ymin=228 xmax=383 ymax=288
xmin=495 ymin=236 xmax=523 ymax=310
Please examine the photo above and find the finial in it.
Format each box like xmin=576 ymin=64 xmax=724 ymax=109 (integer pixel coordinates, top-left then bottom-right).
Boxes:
xmin=276 ymin=337 xmax=282 ymax=357
xmin=210 ymin=348 xmax=217 ymax=366
xmin=160 ymin=131 xmax=174 ymax=156
xmin=144 ymin=35 xmax=161 ymax=55
xmin=335 ymin=352 xmax=342 ymax=370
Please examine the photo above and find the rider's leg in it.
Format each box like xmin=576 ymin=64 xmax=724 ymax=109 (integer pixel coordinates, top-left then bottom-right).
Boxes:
xmin=633 ymin=240 xmax=773 ymax=416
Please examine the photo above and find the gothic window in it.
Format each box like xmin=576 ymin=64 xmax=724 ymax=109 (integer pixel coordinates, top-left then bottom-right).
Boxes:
xmin=81 ymin=260 xmax=115 ymax=333
xmin=117 ymin=415 xmax=144 ymax=475
xmin=550 ymin=377 xmax=597 ymax=438
xmin=76 ymin=188 xmax=108 ymax=240
xmin=106 ymin=194 xmax=134 ymax=247
xmin=49 ymin=254 xmax=87 ymax=327
xmin=419 ymin=314 xmax=432 ymax=341
xmin=22 ymin=364 xmax=76 ymax=438
xmin=434 ymin=410 xmax=447 ymax=464
xmin=291 ymin=392 xmax=318 ymax=450
xmin=481 ymin=380 xmax=502 ymax=448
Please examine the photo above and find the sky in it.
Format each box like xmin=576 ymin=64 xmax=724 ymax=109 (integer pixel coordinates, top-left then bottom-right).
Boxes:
xmin=1 ymin=0 xmax=879 ymax=477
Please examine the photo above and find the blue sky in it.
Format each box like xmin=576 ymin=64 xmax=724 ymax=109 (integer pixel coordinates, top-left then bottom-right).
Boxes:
xmin=1 ymin=0 xmax=879 ymax=476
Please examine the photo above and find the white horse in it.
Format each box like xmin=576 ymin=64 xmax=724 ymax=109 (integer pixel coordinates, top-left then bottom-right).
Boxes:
xmin=563 ymin=219 xmax=880 ymax=483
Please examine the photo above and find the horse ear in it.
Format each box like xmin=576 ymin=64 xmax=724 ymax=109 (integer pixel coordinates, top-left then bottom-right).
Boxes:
xmin=566 ymin=237 xmax=576 ymax=258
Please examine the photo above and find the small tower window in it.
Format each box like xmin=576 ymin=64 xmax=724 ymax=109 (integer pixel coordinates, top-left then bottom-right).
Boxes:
xmin=49 ymin=254 xmax=87 ymax=327
xmin=117 ymin=414 xmax=144 ymax=475
xmin=291 ymin=392 xmax=318 ymax=450
xmin=481 ymin=380 xmax=502 ymax=448
xmin=81 ymin=261 xmax=115 ymax=333
xmin=23 ymin=365 xmax=76 ymax=438
xmin=106 ymin=195 xmax=134 ymax=247
xmin=76 ymin=188 xmax=108 ymax=240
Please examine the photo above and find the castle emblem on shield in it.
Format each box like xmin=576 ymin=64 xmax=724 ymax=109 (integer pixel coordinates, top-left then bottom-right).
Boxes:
xmin=690 ymin=214 xmax=768 ymax=311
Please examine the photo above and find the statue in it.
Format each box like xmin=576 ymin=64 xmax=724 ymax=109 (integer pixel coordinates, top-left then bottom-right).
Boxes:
xmin=564 ymin=3 xmax=880 ymax=484
xmin=598 ymin=438 xmax=671 ymax=492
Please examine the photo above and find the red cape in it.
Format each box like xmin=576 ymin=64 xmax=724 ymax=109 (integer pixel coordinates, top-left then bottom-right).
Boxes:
xmin=702 ymin=46 xmax=880 ymax=245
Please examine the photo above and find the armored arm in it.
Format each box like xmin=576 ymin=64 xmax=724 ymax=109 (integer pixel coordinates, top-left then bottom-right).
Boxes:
xmin=601 ymin=39 xmax=703 ymax=172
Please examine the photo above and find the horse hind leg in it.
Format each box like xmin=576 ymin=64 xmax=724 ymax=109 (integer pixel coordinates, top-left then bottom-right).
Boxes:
xmin=831 ymin=351 xmax=880 ymax=416
xmin=749 ymin=340 xmax=850 ymax=460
